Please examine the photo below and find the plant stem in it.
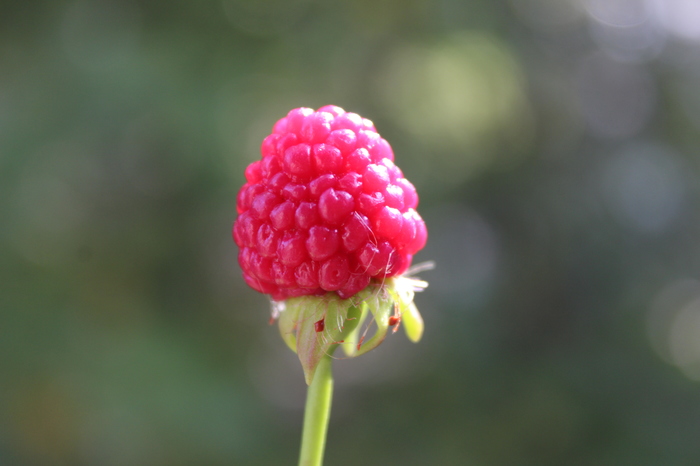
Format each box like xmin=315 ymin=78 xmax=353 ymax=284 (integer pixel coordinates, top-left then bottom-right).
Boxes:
xmin=298 ymin=355 xmax=334 ymax=466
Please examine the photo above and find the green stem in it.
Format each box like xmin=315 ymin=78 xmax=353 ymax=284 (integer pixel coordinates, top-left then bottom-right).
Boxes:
xmin=298 ymin=355 xmax=334 ymax=466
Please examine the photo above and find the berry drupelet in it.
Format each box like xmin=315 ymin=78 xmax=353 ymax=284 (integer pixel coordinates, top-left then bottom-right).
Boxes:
xmin=233 ymin=106 xmax=427 ymax=302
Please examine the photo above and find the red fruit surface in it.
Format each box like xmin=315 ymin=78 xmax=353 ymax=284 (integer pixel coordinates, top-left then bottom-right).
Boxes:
xmin=233 ymin=106 xmax=427 ymax=301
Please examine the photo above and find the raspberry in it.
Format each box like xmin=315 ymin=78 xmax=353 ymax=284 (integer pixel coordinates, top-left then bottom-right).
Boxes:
xmin=233 ymin=106 xmax=427 ymax=301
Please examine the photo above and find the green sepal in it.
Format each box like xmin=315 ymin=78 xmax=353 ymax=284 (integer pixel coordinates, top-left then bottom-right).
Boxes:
xmin=278 ymin=301 xmax=301 ymax=352
xmin=386 ymin=277 xmax=425 ymax=343
xmin=276 ymin=274 xmax=427 ymax=384
xmin=341 ymin=306 xmax=367 ymax=357
xmin=280 ymin=294 xmax=362 ymax=385
xmin=402 ymin=301 xmax=424 ymax=343
xmin=351 ymin=291 xmax=394 ymax=357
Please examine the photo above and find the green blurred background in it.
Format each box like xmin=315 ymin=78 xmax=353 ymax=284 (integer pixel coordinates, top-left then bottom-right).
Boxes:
xmin=3 ymin=0 xmax=700 ymax=465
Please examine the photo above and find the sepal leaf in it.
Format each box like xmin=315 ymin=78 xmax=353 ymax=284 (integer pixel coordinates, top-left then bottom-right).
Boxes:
xmin=275 ymin=269 xmax=429 ymax=385
xmin=280 ymin=295 xmax=362 ymax=384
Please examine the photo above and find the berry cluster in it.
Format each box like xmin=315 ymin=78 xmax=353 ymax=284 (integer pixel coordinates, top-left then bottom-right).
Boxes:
xmin=233 ymin=106 xmax=427 ymax=301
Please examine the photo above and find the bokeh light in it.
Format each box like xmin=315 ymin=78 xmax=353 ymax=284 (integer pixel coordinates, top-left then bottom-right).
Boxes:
xmin=377 ymin=32 xmax=534 ymax=189
xmin=649 ymin=280 xmax=700 ymax=380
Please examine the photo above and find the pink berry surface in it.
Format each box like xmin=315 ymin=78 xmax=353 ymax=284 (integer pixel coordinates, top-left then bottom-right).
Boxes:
xmin=233 ymin=106 xmax=427 ymax=301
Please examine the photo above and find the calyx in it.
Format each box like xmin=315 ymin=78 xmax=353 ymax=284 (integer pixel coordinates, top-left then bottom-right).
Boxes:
xmin=274 ymin=270 xmax=429 ymax=385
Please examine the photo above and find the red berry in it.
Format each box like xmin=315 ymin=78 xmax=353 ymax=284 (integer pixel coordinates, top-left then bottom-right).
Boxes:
xmin=306 ymin=225 xmax=339 ymax=261
xmin=295 ymin=202 xmax=319 ymax=230
xmin=233 ymin=106 xmax=427 ymax=301
xmin=319 ymin=256 xmax=350 ymax=291
xmin=318 ymin=188 xmax=354 ymax=225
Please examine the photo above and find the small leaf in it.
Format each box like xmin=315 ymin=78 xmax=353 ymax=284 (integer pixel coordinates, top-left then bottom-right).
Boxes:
xmin=295 ymin=298 xmax=333 ymax=385
xmin=353 ymin=295 xmax=393 ymax=357
xmin=341 ymin=305 xmax=368 ymax=357
xmin=389 ymin=276 xmax=425 ymax=342
xmin=283 ymin=295 xmax=363 ymax=385
xmin=278 ymin=301 xmax=301 ymax=352
xmin=275 ymin=272 xmax=428 ymax=382
xmin=401 ymin=301 xmax=424 ymax=343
